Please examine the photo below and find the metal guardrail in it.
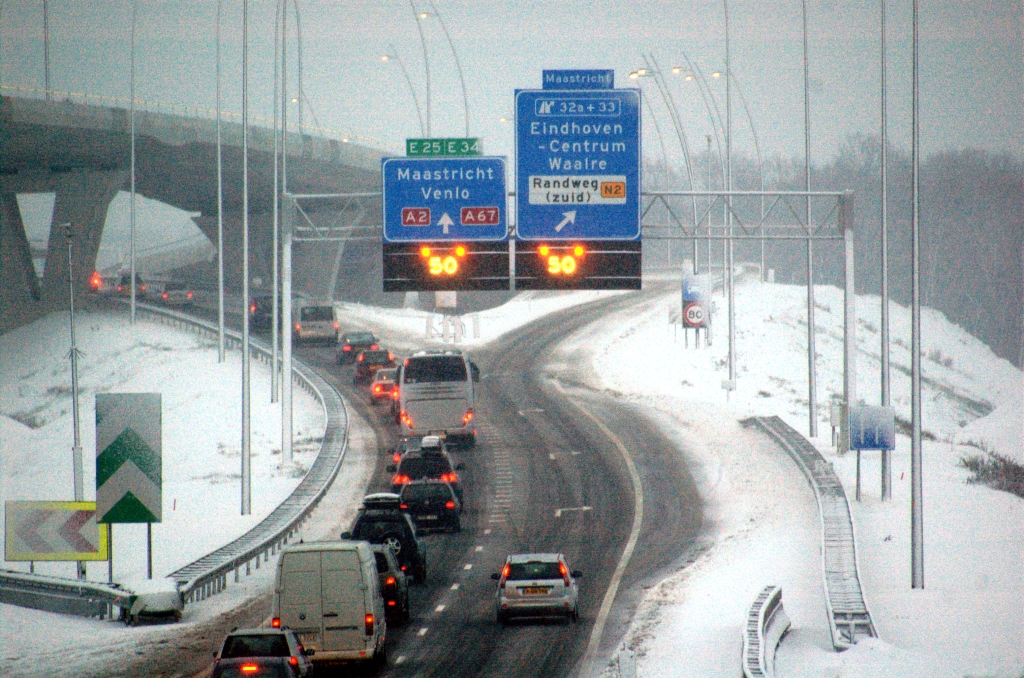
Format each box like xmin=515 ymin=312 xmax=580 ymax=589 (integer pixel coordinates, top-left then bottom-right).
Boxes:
xmin=742 ymin=585 xmax=791 ymax=678
xmin=745 ymin=416 xmax=877 ymax=650
xmin=0 ymin=300 xmax=350 ymax=616
xmin=0 ymin=569 xmax=127 ymax=619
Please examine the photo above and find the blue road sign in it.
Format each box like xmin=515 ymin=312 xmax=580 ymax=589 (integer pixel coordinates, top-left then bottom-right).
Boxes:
xmin=683 ymin=275 xmax=712 ymax=304
xmin=382 ymin=157 xmax=508 ymax=242
xmin=515 ymin=88 xmax=641 ymax=241
xmin=849 ymin=405 xmax=897 ymax=450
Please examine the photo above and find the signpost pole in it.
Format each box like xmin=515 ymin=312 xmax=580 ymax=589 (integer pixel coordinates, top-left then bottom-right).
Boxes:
xmin=108 ymin=524 xmax=113 ymax=583
xmin=282 ymin=195 xmax=294 ymax=466
xmin=842 ymin=192 xmax=857 ymax=455
xmin=147 ymin=523 xmax=153 ymax=579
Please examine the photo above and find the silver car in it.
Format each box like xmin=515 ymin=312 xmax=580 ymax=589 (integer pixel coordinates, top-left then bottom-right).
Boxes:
xmin=491 ymin=553 xmax=581 ymax=625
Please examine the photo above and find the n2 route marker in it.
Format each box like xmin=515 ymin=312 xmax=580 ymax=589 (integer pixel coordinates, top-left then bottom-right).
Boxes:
xmin=382 ymin=155 xmax=510 ymax=291
xmin=515 ymin=71 xmax=642 ymax=289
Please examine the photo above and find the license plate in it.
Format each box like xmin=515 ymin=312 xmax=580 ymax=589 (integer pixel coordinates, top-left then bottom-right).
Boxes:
xmin=419 ymin=515 xmax=438 ymax=520
xmin=298 ymin=632 xmax=320 ymax=645
xmin=522 ymin=587 xmax=549 ymax=595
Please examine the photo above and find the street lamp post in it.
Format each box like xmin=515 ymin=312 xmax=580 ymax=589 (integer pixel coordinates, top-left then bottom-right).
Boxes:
xmin=410 ymin=0 xmax=431 ymax=135
xmin=423 ymin=0 xmax=470 ymax=136
xmin=803 ymin=0 xmax=819 ymax=438
xmin=65 ymin=222 xmax=85 ymax=579
xmin=241 ymin=0 xmax=252 ymax=516
xmin=216 ymin=0 xmax=225 ymax=362
xmin=382 ymin=48 xmax=425 ymax=136
xmin=129 ymin=0 xmax=138 ymax=325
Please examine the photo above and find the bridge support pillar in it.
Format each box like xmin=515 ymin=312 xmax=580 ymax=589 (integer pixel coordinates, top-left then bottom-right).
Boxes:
xmin=0 ymin=169 xmax=125 ymax=334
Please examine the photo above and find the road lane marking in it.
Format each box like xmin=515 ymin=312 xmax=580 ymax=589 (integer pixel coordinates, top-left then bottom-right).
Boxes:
xmin=554 ymin=506 xmax=592 ymax=518
xmin=484 ymin=529 xmax=492 ymax=535
xmin=451 ymin=583 xmax=460 ymax=590
xmin=475 ymin=545 xmax=484 ymax=552
xmin=463 ymin=563 xmax=473 ymax=570
xmin=517 ymin=408 xmax=545 ymax=416
xmin=396 ymin=656 xmax=406 ymax=664
xmin=435 ymin=604 xmax=446 ymax=612
xmin=549 ymin=453 xmax=556 ymax=460
xmin=559 ymin=391 xmax=645 ymax=676
xmin=417 ymin=628 xmax=428 ymax=637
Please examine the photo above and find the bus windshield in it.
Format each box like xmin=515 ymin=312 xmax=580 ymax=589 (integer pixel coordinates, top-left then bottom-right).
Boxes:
xmin=402 ymin=356 xmax=467 ymax=384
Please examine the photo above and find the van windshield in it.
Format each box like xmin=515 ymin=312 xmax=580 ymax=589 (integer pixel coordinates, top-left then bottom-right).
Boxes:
xmin=300 ymin=306 xmax=333 ymax=321
xmin=402 ymin=356 xmax=467 ymax=384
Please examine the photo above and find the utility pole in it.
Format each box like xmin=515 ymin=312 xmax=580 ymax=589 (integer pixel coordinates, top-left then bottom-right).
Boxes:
xmin=65 ymin=223 xmax=85 ymax=580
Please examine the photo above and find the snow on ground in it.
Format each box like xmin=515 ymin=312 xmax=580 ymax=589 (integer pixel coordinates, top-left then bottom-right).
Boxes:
xmin=578 ymin=279 xmax=1023 ymax=677
xmin=2 ymin=280 xmax=1022 ymax=678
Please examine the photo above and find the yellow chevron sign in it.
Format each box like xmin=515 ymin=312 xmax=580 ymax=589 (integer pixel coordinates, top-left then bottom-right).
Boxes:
xmin=5 ymin=501 xmax=109 ymax=561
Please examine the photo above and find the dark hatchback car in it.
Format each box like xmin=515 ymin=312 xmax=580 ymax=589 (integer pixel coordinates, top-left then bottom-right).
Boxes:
xmin=400 ymin=479 xmax=461 ymax=533
xmin=371 ymin=543 xmax=410 ymax=623
xmin=337 ymin=330 xmax=378 ymax=364
xmin=249 ymin=294 xmax=279 ymax=331
xmin=388 ymin=450 xmax=464 ymax=506
xmin=212 ymin=627 xmax=314 ymax=678
xmin=343 ymin=494 xmax=428 ymax=584
xmin=353 ymin=349 xmax=396 ymax=384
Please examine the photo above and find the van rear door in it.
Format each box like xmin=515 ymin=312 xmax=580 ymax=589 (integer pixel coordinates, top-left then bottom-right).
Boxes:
xmin=321 ymin=549 xmax=366 ymax=652
xmin=278 ymin=550 xmax=323 ymax=649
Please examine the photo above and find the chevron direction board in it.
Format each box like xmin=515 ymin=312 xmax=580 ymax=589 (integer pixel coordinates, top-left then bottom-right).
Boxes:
xmin=5 ymin=501 xmax=109 ymax=561
xmin=96 ymin=393 xmax=162 ymax=524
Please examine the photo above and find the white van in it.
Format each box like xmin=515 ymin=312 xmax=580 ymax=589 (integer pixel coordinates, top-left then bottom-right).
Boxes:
xmin=292 ymin=301 xmax=338 ymax=343
xmin=398 ymin=349 xmax=480 ymax=447
xmin=272 ymin=540 xmax=387 ymax=668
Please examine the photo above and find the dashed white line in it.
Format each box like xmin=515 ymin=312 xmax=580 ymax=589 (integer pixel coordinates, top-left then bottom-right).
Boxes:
xmin=435 ymin=604 xmax=446 ymax=612
xmin=475 ymin=545 xmax=484 ymax=552
xmin=463 ymin=563 xmax=473 ymax=570
xmin=451 ymin=583 xmax=460 ymax=590
xmin=484 ymin=529 xmax=492 ymax=535
xmin=417 ymin=628 xmax=428 ymax=637
xmin=396 ymin=656 xmax=406 ymax=664
xmin=555 ymin=506 xmax=593 ymax=518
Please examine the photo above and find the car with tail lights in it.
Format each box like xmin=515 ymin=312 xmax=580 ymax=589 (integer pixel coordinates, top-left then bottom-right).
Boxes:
xmin=343 ymin=493 xmax=427 ymax=584
xmin=211 ymin=626 xmax=315 ymax=678
xmin=336 ymin=330 xmax=378 ymax=364
xmin=387 ymin=443 xmax=464 ymax=506
xmin=272 ymin=540 xmax=387 ymax=669
xmin=369 ymin=367 xmax=398 ymax=404
xmin=292 ymin=302 xmax=338 ymax=343
xmin=399 ymin=479 xmax=461 ymax=533
xmin=491 ymin=553 xmax=582 ymax=625
xmin=371 ymin=543 xmax=410 ymax=623
xmin=397 ymin=349 xmax=480 ymax=447
xmin=353 ymin=349 xmax=396 ymax=384
xmin=158 ymin=280 xmax=195 ymax=307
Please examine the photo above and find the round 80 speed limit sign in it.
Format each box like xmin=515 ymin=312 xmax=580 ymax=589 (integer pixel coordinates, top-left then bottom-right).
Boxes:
xmin=683 ymin=302 xmax=707 ymax=328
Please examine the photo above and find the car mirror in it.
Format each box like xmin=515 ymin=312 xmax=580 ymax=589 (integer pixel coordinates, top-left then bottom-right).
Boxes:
xmin=490 ymin=573 xmax=500 ymax=580
xmin=340 ymin=531 xmax=352 ymax=539
xmin=470 ymin=362 xmax=481 ymax=382
xmin=572 ymin=570 xmax=583 ymax=578
xmin=455 ymin=463 xmax=465 ymax=471
xmin=387 ymin=464 xmax=397 ymax=472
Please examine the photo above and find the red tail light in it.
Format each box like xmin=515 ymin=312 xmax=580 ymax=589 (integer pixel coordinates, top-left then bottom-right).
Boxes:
xmin=117 ymin=285 xmax=123 ymax=291
xmin=399 ymin=503 xmax=408 ymax=509
xmin=187 ymin=291 xmax=193 ymax=298
xmin=500 ymin=563 xmax=511 ymax=588
xmin=333 ymin=321 xmax=340 ymax=330
xmin=385 ymin=576 xmax=396 ymax=586
xmin=374 ymin=385 xmax=381 ymax=393
xmin=250 ymin=303 xmax=257 ymax=312
xmin=357 ymin=353 xmax=364 ymax=362
xmin=295 ymin=323 xmax=301 ymax=332
xmin=271 ymin=617 xmax=281 ymax=628
xmin=393 ymin=453 xmax=402 ymax=464
xmin=463 ymin=408 xmax=475 ymax=425
xmin=559 ymin=561 xmax=571 ymax=586
xmin=162 ymin=292 xmax=168 ymax=299
xmin=241 ymin=664 xmax=259 ymax=674
xmin=388 ymin=599 xmax=396 ymax=606
xmin=289 ymin=656 xmax=298 ymax=667
xmin=441 ymin=472 xmax=458 ymax=483
xmin=392 ymin=389 xmax=400 ymax=401
xmin=140 ymin=285 xmax=146 ymax=291
xmin=392 ymin=474 xmax=411 ymax=485
xmin=445 ymin=500 xmax=456 ymax=509
xmin=371 ymin=343 xmax=379 ymax=350
xmin=365 ymin=613 xmax=375 ymax=635
xmin=400 ymin=410 xmax=412 ymax=427
xmin=90 ymin=272 xmax=102 ymax=289
xmin=343 ymin=344 xmax=352 ymax=351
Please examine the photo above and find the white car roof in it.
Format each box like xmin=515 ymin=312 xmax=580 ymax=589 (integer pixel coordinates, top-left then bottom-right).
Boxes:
xmin=507 ymin=553 xmax=562 ymax=564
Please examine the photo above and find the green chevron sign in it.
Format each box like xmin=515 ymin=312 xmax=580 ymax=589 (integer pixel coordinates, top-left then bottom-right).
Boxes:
xmin=95 ymin=393 xmax=162 ymax=524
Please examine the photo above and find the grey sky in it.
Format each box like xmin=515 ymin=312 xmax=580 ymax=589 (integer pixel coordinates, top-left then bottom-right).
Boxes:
xmin=2 ymin=0 xmax=1021 ymax=174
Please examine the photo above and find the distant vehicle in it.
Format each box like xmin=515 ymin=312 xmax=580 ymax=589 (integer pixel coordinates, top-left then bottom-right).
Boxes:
xmin=400 ymin=479 xmax=461 ymax=533
xmin=337 ymin=330 xmax=378 ymax=364
xmin=390 ymin=434 xmax=448 ymax=464
xmin=89 ymin=271 xmax=115 ymax=295
xmin=370 ymin=367 xmax=398 ymax=404
xmin=491 ymin=553 xmax=582 ymax=625
xmin=211 ymin=627 xmax=314 ymax=678
xmin=354 ymin=349 xmax=396 ymax=384
xmin=115 ymin=272 xmax=148 ymax=299
xmin=271 ymin=540 xmax=386 ymax=669
xmin=398 ymin=349 xmax=480 ymax=447
xmin=343 ymin=493 xmax=427 ymax=584
xmin=292 ymin=302 xmax=338 ymax=343
xmin=370 ymin=543 xmax=410 ymax=623
xmin=387 ymin=443 xmax=464 ymax=506
xmin=159 ymin=281 xmax=194 ymax=307
xmin=115 ymin=577 xmax=183 ymax=626
xmin=250 ymin=293 xmax=280 ymax=331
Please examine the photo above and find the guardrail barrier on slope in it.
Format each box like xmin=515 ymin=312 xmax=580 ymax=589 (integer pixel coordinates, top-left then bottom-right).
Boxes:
xmin=745 ymin=416 xmax=877 ymax=650
xmin=0 ymin=300 xmax=350 ymax=618
xmin=742 ymin=585 xmax=791 ymax=678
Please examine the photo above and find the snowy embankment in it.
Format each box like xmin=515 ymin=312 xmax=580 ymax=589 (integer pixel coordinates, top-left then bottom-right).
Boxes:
xmin=577 ymin=280 xmax=1022 ymax=678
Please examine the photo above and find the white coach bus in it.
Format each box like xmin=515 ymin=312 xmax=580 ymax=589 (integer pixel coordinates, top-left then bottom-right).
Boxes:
xmin=398 ymin=349 xmax=480 ymax=447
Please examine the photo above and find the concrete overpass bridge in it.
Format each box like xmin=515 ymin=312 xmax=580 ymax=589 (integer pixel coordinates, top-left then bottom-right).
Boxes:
xmin=0 ymin=94 xmax=389 ymax=334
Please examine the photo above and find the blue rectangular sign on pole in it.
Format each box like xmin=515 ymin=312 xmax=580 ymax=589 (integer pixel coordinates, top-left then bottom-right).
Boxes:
xmin=382 ymin=157 xmax=508 ymax=242
xmin=515 ymin=88 xmax=641 ymax=241
xmin=849 ymin=405 xmax=897 ymax=450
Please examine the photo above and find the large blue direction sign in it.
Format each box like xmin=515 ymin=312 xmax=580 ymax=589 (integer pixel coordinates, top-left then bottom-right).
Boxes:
xmin=516 ymin=88 xmax=640 ymax=241
xmin=382 ymin=157 xmax=508 ymax=242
